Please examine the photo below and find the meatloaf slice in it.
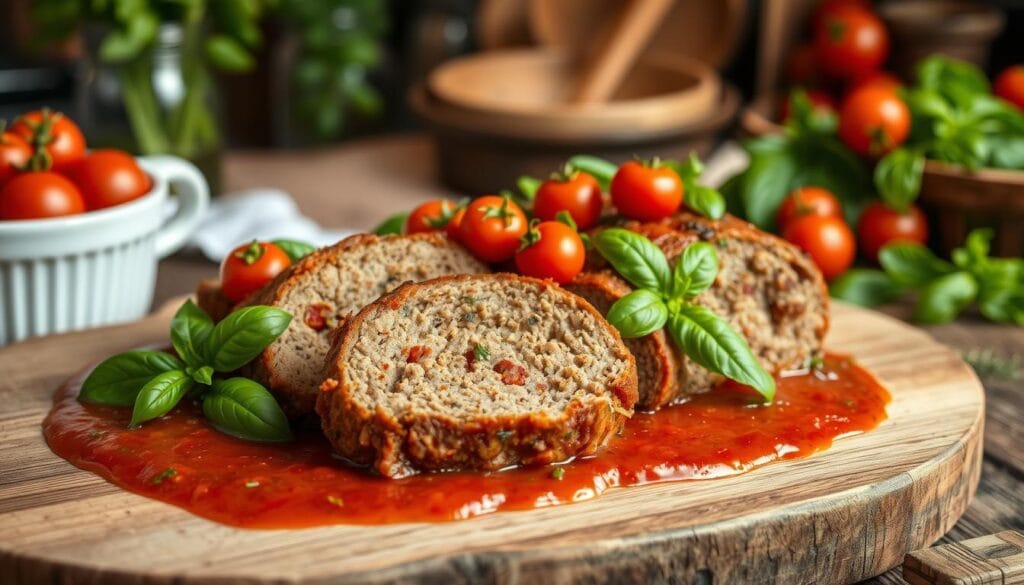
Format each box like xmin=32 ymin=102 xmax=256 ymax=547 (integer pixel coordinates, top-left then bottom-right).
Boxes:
xmin=317 ymin=273 xmax=639 ymax=478
xmin=195 ymin=277 xmax=235 ymax=323
xmin=570 ymin=211 xmax=828 ymax=409
xmin=243 ymin=233 xmax=489 ymax=419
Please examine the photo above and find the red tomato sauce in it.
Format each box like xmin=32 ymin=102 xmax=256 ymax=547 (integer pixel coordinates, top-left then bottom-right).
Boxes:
xmin=43 ymin=354 xmax=889 ymax=529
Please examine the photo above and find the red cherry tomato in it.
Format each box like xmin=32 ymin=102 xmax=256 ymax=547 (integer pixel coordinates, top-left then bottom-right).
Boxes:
xmin=776 ymin=186 xmax=844 ymax=231
xmin=838 ymin=85 xmax=910 ymax=156
xmin=856 ymin=201 xmax=928 ymax=262
xmin=779 ymin=89 xmax=837 ymax=123
xmin=68 ymin=149 xmax=151 ymax=210
xmin=514 ymin=221 xmax=586 ymax=284
xmin=458 ymin=195 xmax=529 ymax=263
xmin=0 ymin=172 xmax=85 ymax=220
xmin=220 ymin=241 xmax=292 ymax=302
xmin=814 ymin=6 xmax=889 ymax=82
xmin=610 ymin=161 xmax=683 ymax=221
xmin=405 ymin=199 xmax=460 ymax=234
xmin=0 ymin=131 xmax=31 ymax=187
xmin=446 ymin=207 xmax=466 ymax=241
xmin=533 ymin=171 xmax=603 ymax=230
xmin=782 ymin=215 xmax=856 ymax=280
xmin=10 ymin=110 xmax=86 ymax=172
xmin=994 ymin=65 xmax=1024 ymax=110
xmin=811 ymin=0 xmax=872 ymax=31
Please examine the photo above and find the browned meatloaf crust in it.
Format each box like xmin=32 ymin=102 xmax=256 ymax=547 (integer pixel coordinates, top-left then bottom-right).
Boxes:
xmin=195 ymin=277 xmax=235 ymax=323
xmin=242 ymin=232 xmax=489 ymax=419
xmin=569 ymin=211 xmax=829 ymax=409
xmin=317 ymin=273 xmax=639 ymax=478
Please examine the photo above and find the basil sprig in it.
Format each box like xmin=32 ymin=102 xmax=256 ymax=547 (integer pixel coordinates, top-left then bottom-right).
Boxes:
xmin=80 ymin=300 xmax=294 ymax=442
xmin=594 ymin=229 xmax=776 ymax=401
xmin=271 ymin=239 xmax=316 ymax=263
xmin=831 ymin=228 xmax=1024 ymax=325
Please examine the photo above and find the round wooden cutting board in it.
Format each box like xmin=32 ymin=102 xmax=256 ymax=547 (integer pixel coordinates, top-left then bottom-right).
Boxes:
xmin=0 ymin=301 xmax=983 ymax=584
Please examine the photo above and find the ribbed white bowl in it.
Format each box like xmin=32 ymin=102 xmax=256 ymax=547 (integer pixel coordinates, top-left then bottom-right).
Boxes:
xmin=0 ymin=156 xmax=208 ymax=346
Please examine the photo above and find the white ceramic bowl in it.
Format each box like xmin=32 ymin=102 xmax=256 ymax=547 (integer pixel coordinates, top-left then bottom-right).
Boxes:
xmin=0 ymin=155 xmax=209 ymax=346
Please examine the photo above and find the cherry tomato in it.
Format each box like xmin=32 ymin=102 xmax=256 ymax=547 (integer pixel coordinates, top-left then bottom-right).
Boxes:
xmin=514 ymin=221 xmax=586 ymax=284
xmin=994 ymin=65 xmax=1024 ymax=110
xmin=782 ymin=215 xmax=856 ymax=280
xmin=0 ymin=132 xmax=31 ymax=187
xmin=533 ymin=171 xmax=603 ymax=230
xmin=458 ymin=195 xmax=528 ymax=263
xmin=811 ymin=0 xmax=871 ymax=31
xmin=779 ymin=89 xmax=837 ymax=123
xmin=610 ymin=161 xmax=683 ymax=221
xmin=0 ymin=171 xmax=85 ymax=220
xmin=838 ymin=85 xmax=910 ymax=156
xmin=856 ymin=201 xmax=928 ymax=262
xmin=68 ymin=149 xmax=151 ymax=210
xmin=446 ymin=207 xmax=466 ymax=241
xmin=776 ymin=186 xmax=843 ymax=230
xmin=220 ymin=241 xmax=292 ymax=302
xmin=405 ymin=199 xmax=460 ymax=234
xmin=814 ymin=6 xmax=889 ymax=82
xmin=10 ymin=110 xmax=86 ymax=172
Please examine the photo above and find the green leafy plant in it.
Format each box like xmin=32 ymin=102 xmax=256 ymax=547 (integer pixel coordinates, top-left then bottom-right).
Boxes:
xmin=831 ymin=229 xmax=1024 ymax=325
xmin=721 ymin=89 xmax=874 ymax=231
xmin=874 ymin=56 xmax=1024 ymax=206
xmin=33 ymin=0 xmax=272 ymax=160
xmin=594 ymin=228 xmax=775 ymax=401
xmin=80 ymin=300 xmax=293 ymax=441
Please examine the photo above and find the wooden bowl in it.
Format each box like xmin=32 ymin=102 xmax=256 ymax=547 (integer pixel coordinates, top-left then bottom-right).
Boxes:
xmin=739 ymin=96 xmax=1024 ymax=258
xmin=426 ymin=49 xmax=721 ymax=141
xmin=411 ymin=83 xmax=740 ymax=195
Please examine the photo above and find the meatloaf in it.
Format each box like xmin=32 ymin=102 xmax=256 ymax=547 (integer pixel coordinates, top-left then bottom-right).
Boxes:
xmin=195 ymin=277 xmax=235 ymax=322
xmin=317 ymin=273 xmax=639 ymax=478
xmin=569 ymin=211 xmax=828 ymax=409
xmin=242 ymin=233 xmax=489 ymax=419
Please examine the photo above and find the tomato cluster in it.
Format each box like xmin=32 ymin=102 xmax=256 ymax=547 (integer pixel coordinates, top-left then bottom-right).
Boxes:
xmin=388 ymin=158 xmax=696 ymax=285
xmin=0 ymin=110 xmax=151 ymax=221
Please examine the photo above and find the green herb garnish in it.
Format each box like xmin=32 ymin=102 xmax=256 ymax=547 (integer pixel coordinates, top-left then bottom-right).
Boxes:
xmin=473 ymin=344 xmax=490 ymax=362
xmin=80 ymin=300 xmax=293 ymax=442
xmin=594 ymin=229 xmax=775 ymax=402
xmin=550 ymin=467 xmax=565 ymax=480
xmin=152 ymin=468 xmax=176 ymax=485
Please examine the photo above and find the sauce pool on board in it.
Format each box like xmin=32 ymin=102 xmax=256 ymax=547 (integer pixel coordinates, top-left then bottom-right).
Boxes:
xmin=43 ymin=354 xmax=889 ymax=529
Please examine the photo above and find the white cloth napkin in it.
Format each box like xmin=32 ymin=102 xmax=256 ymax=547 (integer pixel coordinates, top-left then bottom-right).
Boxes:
xmin=187 ymin=189 xmax=355 ymax=262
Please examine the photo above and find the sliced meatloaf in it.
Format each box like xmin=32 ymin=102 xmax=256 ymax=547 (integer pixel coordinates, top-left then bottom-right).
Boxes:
xmin=569 ymin=211 xmax=829 ymax=409
xmin=195 ymin=277 xmax=235 ymax=322
xmin=243 ymin=233 xmax=489 ymax=419
xmin=317 ymin=273 xmax=639 ymax=478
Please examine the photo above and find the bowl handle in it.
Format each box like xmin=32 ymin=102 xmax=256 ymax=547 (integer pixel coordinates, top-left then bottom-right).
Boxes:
xmin=142 ymin=155 xmax=210 ymax=259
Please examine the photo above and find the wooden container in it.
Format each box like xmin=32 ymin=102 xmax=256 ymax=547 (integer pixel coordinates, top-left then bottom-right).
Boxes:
xmin=419 ymin=0 xmax=748 ymax=194
xmin=411 ymin=83 xmax=740 ymax=195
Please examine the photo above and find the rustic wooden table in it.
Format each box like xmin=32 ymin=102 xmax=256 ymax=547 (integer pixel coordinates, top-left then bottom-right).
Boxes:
xmin=157 ymin=135 xmax=1023 ymax=585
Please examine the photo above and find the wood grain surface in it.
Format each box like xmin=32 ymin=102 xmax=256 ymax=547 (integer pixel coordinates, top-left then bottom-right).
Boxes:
xmin=0 ymin=301 xmax=983 ymax=584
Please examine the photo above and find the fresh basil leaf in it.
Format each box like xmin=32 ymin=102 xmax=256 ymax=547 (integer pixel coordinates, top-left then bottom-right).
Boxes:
xmin=951 ymin=228 xmax=993 ymax=269
xmin=606 ymin=289 xmax=669 ymax=339
xmin=271 ymin=239 xmax=316 ymax=263
xmin=879 ymin=243 xmax=955 ymax=287
xmin=80 ymin=350 xmax=184 ymax=406
xmin=740 ymin=143 xmax=797 ymax=231
xmin=685 ymin=185 xmax=726 ymax=220
xmin=203 ymin=378 xmax=292 ymax=442
xmin=129 ymin=370 xmax=193 ymax=428
xmin=913 ymin=271 xmax=978 ymax=324
xmin=205 ymin=306 xmax=293 ymax=372
xmin=373 ymin=212 xmax=407 ymax=235
xmin=171 ymin=300 xmax=213 ymax=368
xmin=665 ymin=153 xmax=703 ymax=184
xmin=593 ymin=228 xmax=671 ymax=292
xmin=986 ymin=136 xmax=1024 ymax=170
xmin=978 ymin=287 xmax=1024 ymax=325
xmin=190 ymin=365 xmax=214 ymax=385
xmin=668 ymin=304 xmax=776 ymax=401
xmin=916 ymin=56 xmax=990 ymax=108
xmin=673 ymin=242 xmax=719 ymax=298
xmin=829 ymin=269 xmax=904 ymax=307
xmin=874 ymin=148 xmax=925 ymax=212
xmin=784 ymin=88 xmax=838 ymax=135
xmin=567 ymin=155 xmax=617 ymax=190
xmin=516 ymin=176 xmax=541 ymax=201
xmin=205 ymin=34 xmax=255 ymax=72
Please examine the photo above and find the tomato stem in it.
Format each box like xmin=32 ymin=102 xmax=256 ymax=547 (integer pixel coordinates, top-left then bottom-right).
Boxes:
xmin=235 ymin=241 xmax=266 ymax=265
